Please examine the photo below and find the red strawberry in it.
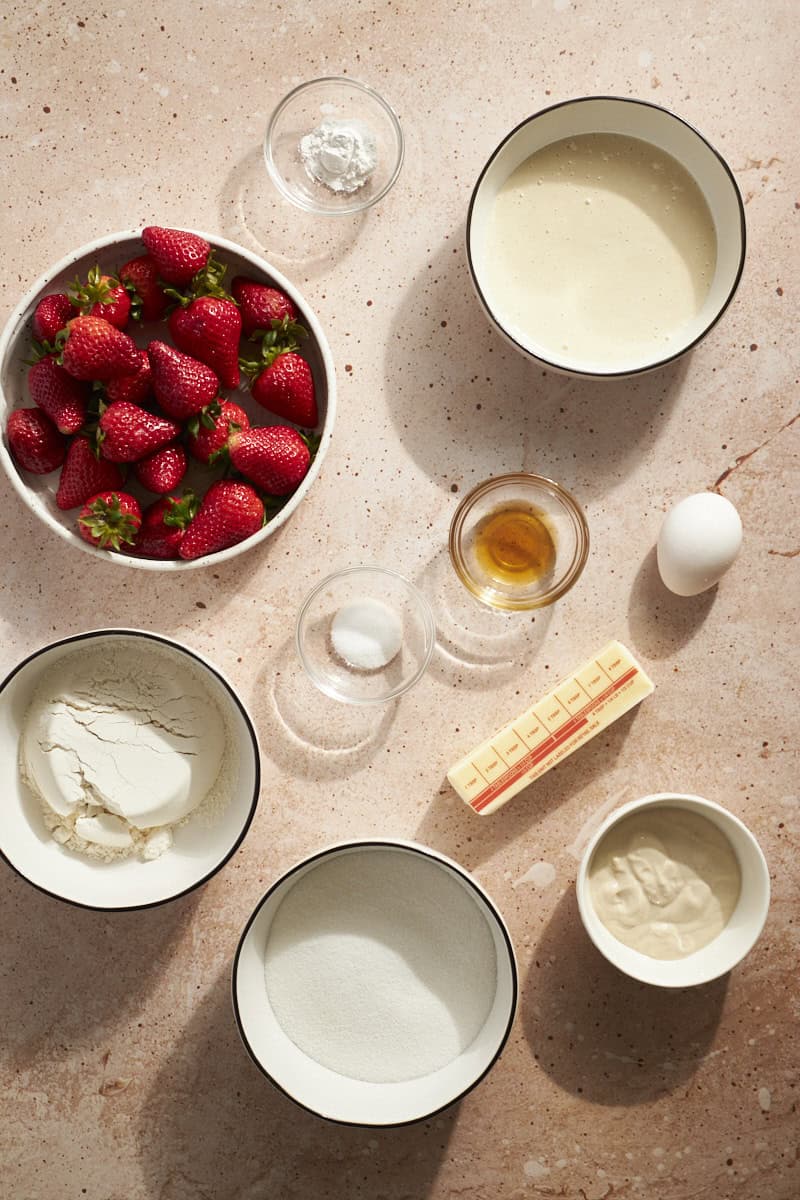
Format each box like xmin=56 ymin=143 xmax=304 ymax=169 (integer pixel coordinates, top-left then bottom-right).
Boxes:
xmin=7 ymin=408 xmax=66 ymax=474
xmin=147 ymin=340 xmax=219 ymax=419
xmin=104 ymin=349 xmax=153 ymax=405
xmin=32 ymin=293 xmax=75 ymax=343
xmin=28 ymin=355 xmax=89 ymax=434
xmin=231 ymin=276 xmax=298 ymax=337
xmin=179 ymin=480 xmax=264 ymax=560
xmin=141 ymin=226 xmax=210 ymax=285
xmin=69 ymin=266 xmax=131 ymax=329
xmin=59 ymin=315 xmax=141 ymax=381
xmin=228 ymin=425 xmax=311 ymax=495
xmin=99 ymin=401 xmax=180 ymax=463
xmin=251 ymin=351 xmax=318 ymax=426
xmin=78 ymin=490 xmax=142 ymax=551
xmin=118 ymin=255 xmax=168 ymax=322
xmin=169 ymin=296 xmax=242 ymax=389
xmin=56 ymin=436 xmax=124 ymax=510
xmin=187 ymin=399 xmax=249 ymax=464
xmin=133 ymin=442 xmax=188 ymax=494
xmin=131 ymin=493 xmax=199 ymax=559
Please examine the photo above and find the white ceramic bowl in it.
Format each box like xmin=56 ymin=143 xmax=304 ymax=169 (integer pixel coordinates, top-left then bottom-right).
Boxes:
xmin=467 ymin=96 xmax=746 ymax=378
xmin=233 ymin=839 xmax=518 ymax=1125
xmin=0 ymin=629 xmax=260 ymax=910
xmin=0 ymin=229 xmax=336 ymax=570
xmin=576 ymin=793 xmax=770 ymax=987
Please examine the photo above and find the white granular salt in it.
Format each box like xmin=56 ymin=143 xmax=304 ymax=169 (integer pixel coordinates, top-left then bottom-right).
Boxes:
xmin=263 ymin=848 xmax=498 ymax=1083
xmin=299 ymin=117 xmax=378 ymax=194
xmin=330 ymin=597 xmax=403 ymax=671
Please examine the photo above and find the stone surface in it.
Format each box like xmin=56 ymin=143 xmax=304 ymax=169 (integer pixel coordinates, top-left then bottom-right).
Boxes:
xmin=0 ymin=2 xmax=797 ymax=1198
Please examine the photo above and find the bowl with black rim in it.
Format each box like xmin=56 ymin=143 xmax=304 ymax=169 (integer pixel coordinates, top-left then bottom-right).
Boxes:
xmin=0 ymin=628 xmax=260 ymax=910
xmin=232 ymin=838 xmax=517 ymax=1126
xmin=467 ymin=95 xmax=746 ymax=378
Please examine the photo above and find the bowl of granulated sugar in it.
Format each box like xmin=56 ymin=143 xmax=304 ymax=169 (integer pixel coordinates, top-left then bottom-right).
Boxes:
xmin=233 ymin=839 xmax=517 ymax=1125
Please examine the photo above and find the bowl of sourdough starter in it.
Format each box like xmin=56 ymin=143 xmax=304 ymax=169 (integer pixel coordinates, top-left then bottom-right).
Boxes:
xmin=0 ymin=629 xmax=260 ymax=910
xmin=467 ymin=96 xmax=746 ymax=377
xmin=233 ymin=839 xmax=517 ymax=1125
xmin=576 ymin=793 xmax=770 ymax=987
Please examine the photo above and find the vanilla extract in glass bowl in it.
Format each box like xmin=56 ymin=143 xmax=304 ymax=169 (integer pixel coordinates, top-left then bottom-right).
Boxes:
xmin=449 ymin=473 xmax=589 ymax=611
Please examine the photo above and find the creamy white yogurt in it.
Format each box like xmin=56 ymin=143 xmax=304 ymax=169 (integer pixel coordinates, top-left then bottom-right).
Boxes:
xmin=483 ymin=132 xmax=717 ymax=368
xmin=588 ymin=806 xmax=741 ymax=959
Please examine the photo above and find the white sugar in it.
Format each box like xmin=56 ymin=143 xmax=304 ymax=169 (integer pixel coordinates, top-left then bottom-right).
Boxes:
xmin=263 ymin=849 xmax=498 ymax=1083
xmin=330 ymin=597 xmax=403 ymax=671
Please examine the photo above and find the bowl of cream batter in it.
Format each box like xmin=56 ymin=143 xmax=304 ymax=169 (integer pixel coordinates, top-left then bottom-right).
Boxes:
xmin=467 ymin=96 xmax=746 ymax=378
xmin=576 ymin=792 xmax=770 ymax=987
xmin=0 ymin=629 xmax=260 ymax=910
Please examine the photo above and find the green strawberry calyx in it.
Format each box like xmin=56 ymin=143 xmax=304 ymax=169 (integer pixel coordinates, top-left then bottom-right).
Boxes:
xmin=162 ymin=491 xmax=200 ymax=530
xmin=186 ymin=397 xmax=223 ymax=438
xmin=79 ymin=493 xmax=139 ymax=551
xmin=69 ymin=265 xmax=121 ymax=314
xmin=25 ymin=340 xmax=57 ymax=365
xmin=163 ymin=253 xmax=234 ymax=308
xmin=121 ymin=277 xmax=144 ymax=322
xmin=239 ymin=317 xmax=309 ymax=378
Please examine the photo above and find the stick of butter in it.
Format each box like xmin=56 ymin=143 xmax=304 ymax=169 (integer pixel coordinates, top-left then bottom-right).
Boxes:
xmin=447 ymin=641 xmax=654 ymax=815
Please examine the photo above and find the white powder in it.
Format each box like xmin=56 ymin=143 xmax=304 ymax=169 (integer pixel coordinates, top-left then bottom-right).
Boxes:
xmin=299 ymin=118 xmax=378 ymax=194
xmin=330 ymin=597 xmax=403 ymax=671
xmin=19 ymin=639 xmax=233 ymax=863
xmin=263 ymin=848 xmax=498 ymax=1083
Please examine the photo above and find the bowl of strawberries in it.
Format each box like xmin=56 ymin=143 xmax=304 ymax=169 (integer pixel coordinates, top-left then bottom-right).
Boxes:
xmin=0 ymin=226 xmax=336 ymax=568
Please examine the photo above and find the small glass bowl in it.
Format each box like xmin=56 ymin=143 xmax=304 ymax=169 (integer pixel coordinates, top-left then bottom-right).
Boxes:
xmin=449 ymin=473 xmax=590 ymax=611
xmin=264 ymin=77 xmax=404 ymax=216
xmin=296 ymin=567 xmax=436 ymax=704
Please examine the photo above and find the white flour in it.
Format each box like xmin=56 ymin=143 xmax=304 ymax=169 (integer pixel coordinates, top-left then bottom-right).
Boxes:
xmin=299 ymin=118 xmax=377 ymax=194
xmin=19 ymin=639 xmax=233 ymax=863
xmin=264 ymin=848 xmax=498 ymax=1083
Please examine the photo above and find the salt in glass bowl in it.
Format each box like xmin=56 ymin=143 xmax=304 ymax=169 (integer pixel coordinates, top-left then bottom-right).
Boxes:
xmin=232 ymin=838 xmax=518 ymax=1126
xmin=295 ymin=566 xmax=436 ymax=704
xmin=576 ymin=793 xmax=770 ymax=988
xmin=448 ymin=472 xmax=589 ymax=611
xmin=264 ymin=76 xmax=404 ymax=216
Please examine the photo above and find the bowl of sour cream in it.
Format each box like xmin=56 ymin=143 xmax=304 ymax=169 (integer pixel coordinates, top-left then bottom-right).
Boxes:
xmin=467 ymin=96 xmax=746 ymax=378
xmin=576 ymin=793 xmax=770 ymax=987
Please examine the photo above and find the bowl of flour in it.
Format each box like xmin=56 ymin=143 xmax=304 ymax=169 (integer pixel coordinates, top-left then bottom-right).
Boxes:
xmin=233 ymin=840 xmax=517 ymax=1125
xmin=0 ymin=629 xmax=260 ymax=909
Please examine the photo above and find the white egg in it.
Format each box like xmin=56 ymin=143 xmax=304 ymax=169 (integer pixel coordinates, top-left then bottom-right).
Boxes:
xmin=657 ymin=493 xmax=743 ymax=596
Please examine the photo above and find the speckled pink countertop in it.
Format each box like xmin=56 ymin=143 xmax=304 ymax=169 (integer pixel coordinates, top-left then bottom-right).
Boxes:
xmin=1 ymin=3 xmax=798 ymax=1198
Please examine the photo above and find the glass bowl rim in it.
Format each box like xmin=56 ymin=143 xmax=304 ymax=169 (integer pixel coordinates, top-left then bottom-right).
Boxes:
xmin=264 ymin=75 xmax=405 ymax=216
xmin=295 ymin=565 xmax=437 ymax=705
xmin=448 ymin=472 xmax=590 ymax=611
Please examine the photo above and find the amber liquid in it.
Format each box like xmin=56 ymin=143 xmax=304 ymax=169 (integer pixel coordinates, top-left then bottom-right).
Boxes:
xmin=473 ymin=503 xmax=556 ymax=586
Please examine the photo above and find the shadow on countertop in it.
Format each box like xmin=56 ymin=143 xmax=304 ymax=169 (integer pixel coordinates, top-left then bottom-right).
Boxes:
xmin=627 ymin=546 xmax=717 ymax=660
xmin=414 ymin=705 xmax=644 ymax=874
xmin=383 ymin=232 xmax=688 ymax=502
xmin=137 ymin=968 xmax=459 ymax=1200
xmin=250 ymin=635 xmax=397 ymax=782
xmin=217 ymin=144 xmax=368 ymax=279
xmin=520 ymin=888 xmax=728 ymax=1105
xmin=0 ymin=870 xmax=198 ymax=1068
